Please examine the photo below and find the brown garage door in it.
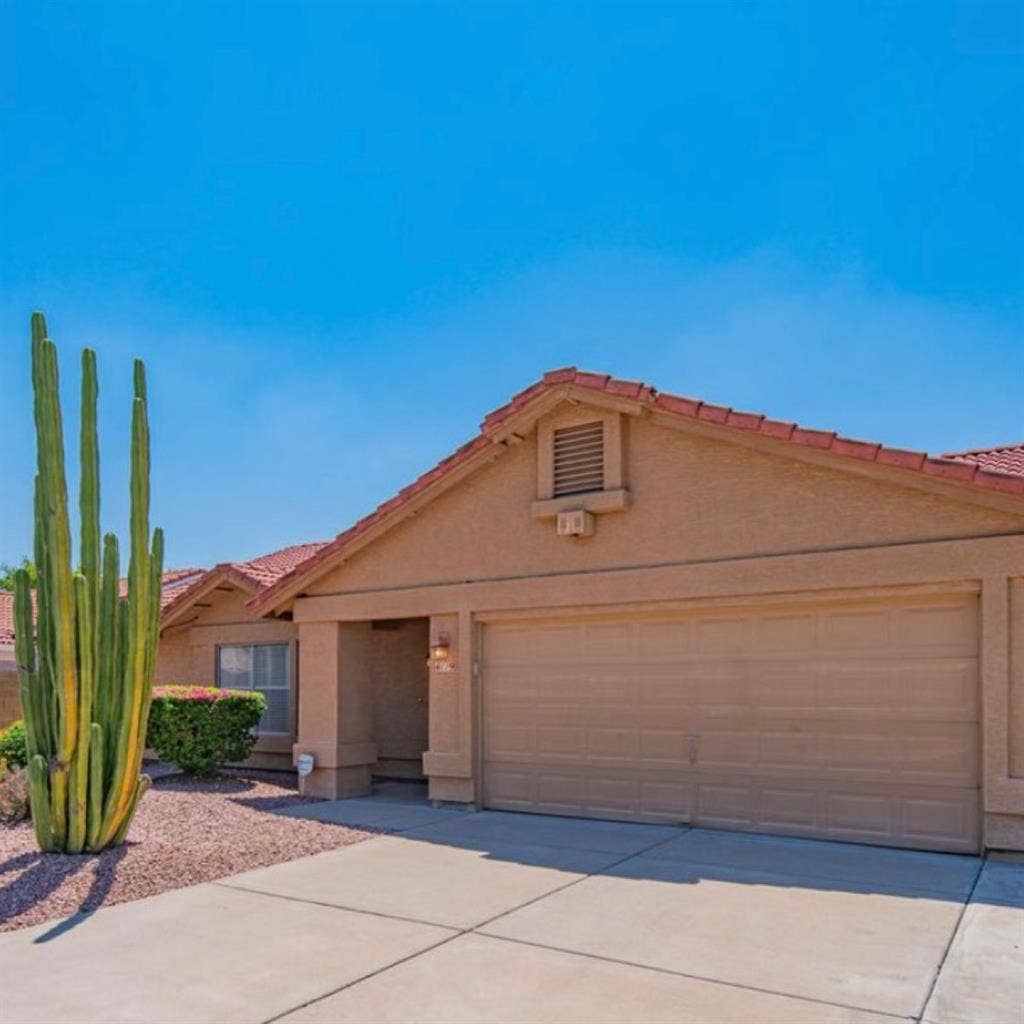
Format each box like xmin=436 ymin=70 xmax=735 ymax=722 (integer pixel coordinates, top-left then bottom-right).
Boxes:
xmin=482 ymin=594 xmax=980 ymax=852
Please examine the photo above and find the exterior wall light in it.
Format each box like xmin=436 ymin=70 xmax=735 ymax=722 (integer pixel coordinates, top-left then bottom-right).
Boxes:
xmin=430 ymin=632 xmax=452 ymax=661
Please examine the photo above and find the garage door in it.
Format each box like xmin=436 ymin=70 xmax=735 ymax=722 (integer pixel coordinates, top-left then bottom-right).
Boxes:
xmin=482 ymin=594 xmax=980 ymax=852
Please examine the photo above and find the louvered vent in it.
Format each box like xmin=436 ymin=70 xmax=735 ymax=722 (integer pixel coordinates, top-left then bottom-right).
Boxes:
xmin=553 ymin=421 xmax=605 ymax=496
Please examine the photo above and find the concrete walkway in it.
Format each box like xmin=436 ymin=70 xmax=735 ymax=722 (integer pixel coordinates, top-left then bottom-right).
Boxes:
xmin=1 ymin=790 xmax=1021 ymax=1024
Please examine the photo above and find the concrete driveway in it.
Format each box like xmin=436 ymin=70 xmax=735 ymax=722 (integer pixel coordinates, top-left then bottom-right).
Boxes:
xmin=1 ymin=789 xmax=1021 ymax=1024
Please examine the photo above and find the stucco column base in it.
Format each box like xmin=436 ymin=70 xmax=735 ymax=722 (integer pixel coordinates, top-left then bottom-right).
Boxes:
xmin=985 ymin=812 xmax=1024 ymax=851
xmin=428 ymin=776 xmax=476 ymax=804
xmin=300 ymin=765 xmax=373 ymax=800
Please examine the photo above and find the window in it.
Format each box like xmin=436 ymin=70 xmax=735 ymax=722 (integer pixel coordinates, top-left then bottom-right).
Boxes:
xmin=216 ymin=643 xmax=291 ymax=736
xmin=552 ymin=420 xmax=604 ymax=496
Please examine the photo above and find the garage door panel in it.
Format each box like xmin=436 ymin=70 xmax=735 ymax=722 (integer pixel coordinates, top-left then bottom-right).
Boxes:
xmin=694 ymin=616 xmax=753 ymax=655
xmin=638 ymin=729 xmax=690 ymax=764
xmin=483 ymin=594 xmax=980 ymax=852
xmin=754 ymin=611 xmax=818 ymax=652
xmin=637 ymin=619 xmax=694 ymax=656
xmin=752 ymin=662 xmax=818 ymax=707
xmin=695 ymin=725 xmax=759 ymax=769
xmin=536 ymin=725 xmax=585 ymax=756
xmin=898 ymin=660 xmax=977 ymax=715
xmin=897 ymin=722 xmax=978 ymax=785
xmin=821 ymin=608 xmax=894 ymax=650
xmin=902 ymin=794 xmax=978 ymax=848
xmin=899 ymin=602 xmax=978 ymax=651
xmin=760 ymin=787 xmax=820 ymax=829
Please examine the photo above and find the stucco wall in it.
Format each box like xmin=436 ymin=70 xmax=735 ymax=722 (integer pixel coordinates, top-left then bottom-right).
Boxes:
xmin=308 ymin=411 xmax=1024 ymax=597
xmin=0 ymin=670 xmax=20 ymax=730
xmin=1010 ymin=578 xmax=1024 ymax=779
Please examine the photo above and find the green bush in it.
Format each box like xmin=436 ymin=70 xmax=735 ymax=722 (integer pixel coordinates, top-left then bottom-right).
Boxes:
xmin=147 ymin=686 xmax=267 ymax=776
xmin=0 ymin=720 xmax=27 ymax=770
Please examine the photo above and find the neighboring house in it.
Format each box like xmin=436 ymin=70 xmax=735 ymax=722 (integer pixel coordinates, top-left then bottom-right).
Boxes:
xmin=155 ymin=543 xmax=328 ymax=769
xmin=0 ymin=591 xmax=19 ymax=728
xmin=942 ymin=442 xmax=1024 ymax=477
xmin=0 ymin=590 xmax=15 ymax=671
xmin=240 ymin=368 xmax=1024 ymax=856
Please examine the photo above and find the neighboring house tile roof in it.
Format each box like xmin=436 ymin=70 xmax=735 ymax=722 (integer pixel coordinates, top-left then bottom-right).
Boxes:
xmin=159 ymin=541 xmax=329 ymax=623
xmin=157 ymin=568 xmax=209 ymax=607
xmin=115 ymin=567 xmax=207 ymax=608
xmin=249 ymin=366 xmax=1024 ymax=616
xmin=943 ymin=443 xmax=1024 ymax=479
xmin=1 ymin=568 xmax=206 ymax=645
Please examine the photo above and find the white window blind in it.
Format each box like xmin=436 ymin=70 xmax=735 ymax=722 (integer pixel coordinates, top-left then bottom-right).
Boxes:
xmin=553 ymin=420 xmax=605 ymax=496
xmin=216 ymin=643 xmax=291 ymax=736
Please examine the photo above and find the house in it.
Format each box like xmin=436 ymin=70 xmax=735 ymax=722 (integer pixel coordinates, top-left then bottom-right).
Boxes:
xmin=155 ymin=543 xmax=328 ymax=769
xmin=238 ymin=367 xmax=1024 ymax=855
xmin=0 ymin=591 xmax=16 ymax=671
xmin=0 ymin=591 xmax=19 ymax=728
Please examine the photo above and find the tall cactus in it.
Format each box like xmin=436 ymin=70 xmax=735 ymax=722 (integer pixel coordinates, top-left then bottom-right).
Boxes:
xmin=13 ymin=313 xmax=163 ymax=853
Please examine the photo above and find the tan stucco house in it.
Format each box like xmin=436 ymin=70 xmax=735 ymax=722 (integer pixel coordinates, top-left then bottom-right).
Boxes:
xmin=223 ymin=367 xmax=1024 ymax=856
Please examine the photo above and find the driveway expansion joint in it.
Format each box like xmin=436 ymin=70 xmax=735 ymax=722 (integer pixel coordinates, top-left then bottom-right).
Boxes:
xmin=474 ymin=931 xmax=916 ymax=1024
xmin=913 ymin=856 xmax=987 ymax=1024
xmin=259 ymin=823 xmax=691 ymax=1023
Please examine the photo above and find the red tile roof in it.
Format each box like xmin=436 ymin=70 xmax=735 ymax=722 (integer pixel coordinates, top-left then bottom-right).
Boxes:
xmin=943 ymin=443 xmax=1024 ymax=479
xmin=230 ymin=543 xmax=330 ymax=589
xmin=1 ymin=568 xmax=207 ymax=644
xmin=248 ymin=367 xmax=1024 ymax=616
xmin=159 ymin=541 xmax=329 ymax=623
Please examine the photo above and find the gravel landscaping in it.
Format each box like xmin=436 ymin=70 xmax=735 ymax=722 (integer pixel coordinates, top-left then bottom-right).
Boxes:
xmin=0 ymin=769 xmax=375 ymax=933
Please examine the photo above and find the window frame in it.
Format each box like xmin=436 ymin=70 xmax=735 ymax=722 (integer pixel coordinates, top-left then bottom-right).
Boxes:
xmin=215 ymin=641 xmax=294 ymax=738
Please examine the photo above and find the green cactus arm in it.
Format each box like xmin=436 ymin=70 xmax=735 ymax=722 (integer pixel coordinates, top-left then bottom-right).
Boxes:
xmin=100 ymin=379 xmax=151 ymax=840
xmin=141 ymin=527 xmax=164 ymax=733
xmin=67 ymin=573 xmax=95 ymax=853
xmin=111 ymin=775 xmax=150 ymax=845
xmin=12 ymin=569 xmax=40 ymax=761
xmin=48 ymin=764 xmax=68 ymax=849
xmin=37 ymin=338 xmax=78 ymax=764
xmin=86 ymin=723 xmax=105 ymax=851
xmin=32 ymin=474 xmax=55 ymax=757
xmin=94 ymin=533 xmax=119 ymax=775
xmin=80 ymin=348 xmax=101 ymax=621
xmin=28 ymin=755 xmax=56 ymax=852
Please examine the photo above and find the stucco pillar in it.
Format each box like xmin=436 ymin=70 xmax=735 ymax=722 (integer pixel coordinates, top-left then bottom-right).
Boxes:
xmin=982 ymin=574 xmax=1024 ymax=849
xmin=422 ymin=609 xmax=477 ymax=804
xmin=294 ymin=620 xmax=377 ymax=798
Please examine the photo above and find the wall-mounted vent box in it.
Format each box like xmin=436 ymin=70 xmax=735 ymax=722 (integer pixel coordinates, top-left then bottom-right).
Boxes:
xmin=556 ymin=509 xmax=595 ymax=537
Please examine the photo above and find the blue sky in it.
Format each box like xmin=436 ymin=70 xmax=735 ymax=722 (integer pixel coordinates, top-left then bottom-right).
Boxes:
xmin=1 ymin=1 xmax=1021 ymax=570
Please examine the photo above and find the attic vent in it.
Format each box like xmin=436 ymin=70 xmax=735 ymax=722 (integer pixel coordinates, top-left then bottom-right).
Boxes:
xmin=553 ymin=421 xmax=605 ymax=497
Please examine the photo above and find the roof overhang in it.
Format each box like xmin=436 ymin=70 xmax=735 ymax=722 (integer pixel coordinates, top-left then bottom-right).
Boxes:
xmin=160 ymin=565 xmax=259 ymax=631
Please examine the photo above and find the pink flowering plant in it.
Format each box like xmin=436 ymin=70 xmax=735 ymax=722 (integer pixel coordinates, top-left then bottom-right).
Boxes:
xmin=148 ymin=685 xmax=267 ymax=776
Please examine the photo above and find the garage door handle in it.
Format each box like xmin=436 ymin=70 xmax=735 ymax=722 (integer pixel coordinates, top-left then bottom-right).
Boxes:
xmin=686 ymin=733 xmax=699 ymax=765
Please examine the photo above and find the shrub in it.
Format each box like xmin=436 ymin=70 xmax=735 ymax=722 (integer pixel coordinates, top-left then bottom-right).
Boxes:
xmin=147 ymin=686 xmax=267 ymax=776
xmin=0 ymin=759 xmax=30 ymax=824
xmin=0 ymin=720 xmax=27 ymax=770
